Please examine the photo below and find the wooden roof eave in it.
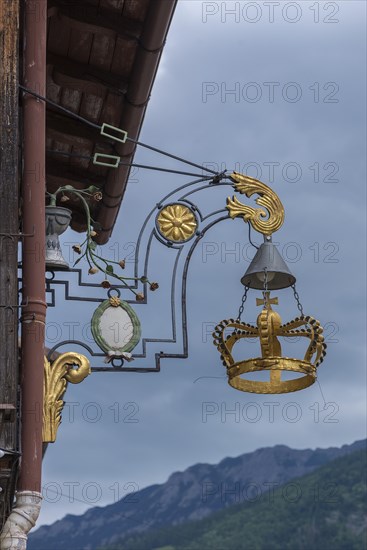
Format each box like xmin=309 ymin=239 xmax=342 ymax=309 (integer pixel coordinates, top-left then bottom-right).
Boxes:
xmin=45 ymin=0 xmax=178 ymax=243
xmin=94 ymin=0 xmax=178 ymax=245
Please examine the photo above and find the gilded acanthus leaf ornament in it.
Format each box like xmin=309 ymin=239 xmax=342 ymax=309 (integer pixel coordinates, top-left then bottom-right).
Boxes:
xmin=226 ymin=172 xmax=285 ymax=235
xmin=43 ymin=352 xmax=91 ymax=443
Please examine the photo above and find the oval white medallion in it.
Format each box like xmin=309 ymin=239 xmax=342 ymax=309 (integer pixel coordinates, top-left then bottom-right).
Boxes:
xmin=91 ymin=298 xmax=141 ymax=354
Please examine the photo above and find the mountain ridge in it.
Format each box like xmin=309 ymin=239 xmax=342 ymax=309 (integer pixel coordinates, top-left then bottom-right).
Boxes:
xmin=28 ymin=439 xmax=366 ymax=550
xmin=108 ymin=448 xmax=367 ymax=550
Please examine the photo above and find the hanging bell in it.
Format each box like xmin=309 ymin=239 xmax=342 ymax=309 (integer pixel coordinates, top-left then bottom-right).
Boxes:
xmin=45 ymin=206 xmax=72 ymax=270
xmin=241 ymin=238 xmax=296 ymax=290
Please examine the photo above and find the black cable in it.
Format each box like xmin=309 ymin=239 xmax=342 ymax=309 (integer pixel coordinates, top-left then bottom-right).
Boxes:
xmin=45 ymin=150 xmax=216 ymax=179
xmin=19 ymin=84 xmax=101 ymax=130
xmin=20 ymin=85 xmax=219 ymax=176
xmin=127 ymin=138 xmax=219 ymax=175
xmin=122 ymin=163 xmax=215 ymax=179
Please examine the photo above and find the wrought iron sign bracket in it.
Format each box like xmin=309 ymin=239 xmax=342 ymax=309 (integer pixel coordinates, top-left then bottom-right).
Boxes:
xmin=17 ymin=170 xmax=327 ymax=393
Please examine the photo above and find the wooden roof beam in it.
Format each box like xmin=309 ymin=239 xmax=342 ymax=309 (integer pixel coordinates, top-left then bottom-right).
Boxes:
xmin=46 ymin=110 xmax=113 ymax=145
xmin=46 ymin=158 xmax=106 ymax=186
xmin=48 ymin=53 xmax=128 ymax=97
xmin=48 ymin=2 xmax=143 ymax=40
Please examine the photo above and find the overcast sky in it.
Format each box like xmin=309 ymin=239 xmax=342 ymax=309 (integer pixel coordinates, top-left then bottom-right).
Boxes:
xmin=39 ymin=0 xmax=366 ymax=527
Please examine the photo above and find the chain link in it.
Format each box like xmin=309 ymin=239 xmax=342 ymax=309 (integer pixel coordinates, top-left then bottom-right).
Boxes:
xmin=237 ymin=285 xmax=249 ymax=321
xmin=291 ymin=283 xmax=304 ymax=316
xmin=262 ymin=268 xmax=269 ymax=307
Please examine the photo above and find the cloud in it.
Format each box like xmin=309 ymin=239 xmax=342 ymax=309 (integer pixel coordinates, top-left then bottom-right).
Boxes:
xmin=39 ymin=0 xmax=366 ymax=529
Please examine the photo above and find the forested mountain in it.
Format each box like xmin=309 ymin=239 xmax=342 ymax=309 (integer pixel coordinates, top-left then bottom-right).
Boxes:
xmin=28 ymin=439 xmax=366 ymax=550
xmin=101 ymin=448 xmax=367 ymax=550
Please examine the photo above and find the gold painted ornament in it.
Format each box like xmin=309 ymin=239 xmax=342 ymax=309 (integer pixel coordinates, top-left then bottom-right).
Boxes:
xmin=227 ymin=172 xmax=285 ymax=236
xmin=43 ymin=352 xmax=91 ymax=442
xmin=156 ymin=203 xmax=198 ymax=242
xmin=213 ymin=293 xmax=327 ymax=394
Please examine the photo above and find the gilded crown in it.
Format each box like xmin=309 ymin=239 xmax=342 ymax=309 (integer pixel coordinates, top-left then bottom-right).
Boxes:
xmin=213 ymin=294 xmax=327 ymax=394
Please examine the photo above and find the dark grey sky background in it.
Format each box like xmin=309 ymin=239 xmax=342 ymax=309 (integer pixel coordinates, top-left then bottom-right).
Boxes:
xmin=39 ymin=0 xmax=366 ymax=527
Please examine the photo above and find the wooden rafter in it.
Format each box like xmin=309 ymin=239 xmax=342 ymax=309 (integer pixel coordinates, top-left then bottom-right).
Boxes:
xmin=48 ymin=1 xmax=143 ymax=40
xmin=48 ymin=53 xmax=128 ymax=96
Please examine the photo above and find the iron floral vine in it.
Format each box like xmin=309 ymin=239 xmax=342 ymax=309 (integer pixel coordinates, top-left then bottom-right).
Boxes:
xmin=47 ymin=185 xmax=158 ymax=300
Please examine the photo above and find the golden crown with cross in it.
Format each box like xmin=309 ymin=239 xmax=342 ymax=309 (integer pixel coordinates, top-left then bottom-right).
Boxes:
xmin=212 ymin=171 xmax=328 ymax=394
xmin=213 ymin=292 xmax=327 ymax=394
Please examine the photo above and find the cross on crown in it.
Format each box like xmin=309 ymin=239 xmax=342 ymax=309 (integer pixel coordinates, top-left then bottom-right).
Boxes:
xmin=256 ymin=291 xmax=278 ymax=307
